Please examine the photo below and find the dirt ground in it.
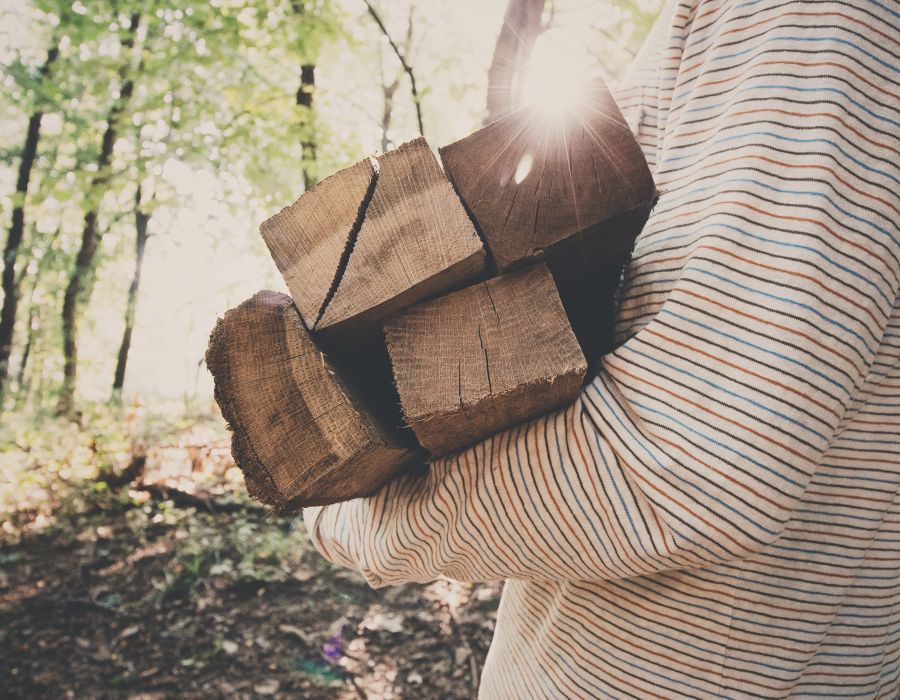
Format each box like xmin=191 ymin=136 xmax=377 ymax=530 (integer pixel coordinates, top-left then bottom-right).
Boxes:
xmin=0 ymin=493 xmax=500 ymax=699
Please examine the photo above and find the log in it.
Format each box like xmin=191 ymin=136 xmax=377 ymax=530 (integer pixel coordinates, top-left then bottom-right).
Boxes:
xmin=260 ymin=137 xmax=486 ymax=346
xmin=438 ymin=78 xmax=656 ymax=362
xmin=206 ymin=290 xmax=420 ymax=510
xmin=384 ymin=264 xmax=587 ymax=456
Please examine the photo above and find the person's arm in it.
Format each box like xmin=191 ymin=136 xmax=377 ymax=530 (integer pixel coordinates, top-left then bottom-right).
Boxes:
xmin=306 ymin=5 xmax=900 ymax=586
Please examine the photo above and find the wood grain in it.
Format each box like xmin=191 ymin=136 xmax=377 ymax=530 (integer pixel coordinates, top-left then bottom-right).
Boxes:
xmin=385 ymin=264 xmax=587 ymax=456
xmin=438 ymin=78 xmax=656 ymax=362
xmin=206 ymin=290 xmax=420 ymax=510
xmin=260 ymin=138 xmax=486 ymax=344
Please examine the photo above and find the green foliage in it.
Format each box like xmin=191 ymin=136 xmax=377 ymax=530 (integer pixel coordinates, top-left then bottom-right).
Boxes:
xmin=0 ymin=399 xmax=220 ymax=535
xmin=162 ymin=510 xmax=309 ymax=598
xmin=0 ymin=0 xmax=662 ymax=432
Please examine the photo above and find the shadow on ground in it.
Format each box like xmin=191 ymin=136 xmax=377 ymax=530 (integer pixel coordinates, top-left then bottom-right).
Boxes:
xmin=0 ymin=491 xmax=500 ymax=699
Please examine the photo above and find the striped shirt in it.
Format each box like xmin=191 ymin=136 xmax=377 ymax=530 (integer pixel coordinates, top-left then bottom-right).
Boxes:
xmin=304 ymin=1 xmax=900 ymax=696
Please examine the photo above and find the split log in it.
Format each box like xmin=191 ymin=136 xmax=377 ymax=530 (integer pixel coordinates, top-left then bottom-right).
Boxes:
xmin=206 ymin=290 xmax=420 ymax=510
xmin=260 ymin=137 xmax=486 ymax=346
xmin=384 ymin=264 xmax=587 ymax=456
xmin=439 ymin=78 xmax=656 ymax=362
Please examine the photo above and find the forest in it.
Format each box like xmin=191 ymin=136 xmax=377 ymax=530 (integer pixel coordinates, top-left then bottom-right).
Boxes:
xmin=0 ymin=0 xmax=660 ymax=696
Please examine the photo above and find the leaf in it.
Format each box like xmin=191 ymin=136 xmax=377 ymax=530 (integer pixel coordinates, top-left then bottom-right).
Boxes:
xmin=278 ymin=624 xmax=312 ymax=645
xmin=253 ymin=679 xmax=280 ymax=695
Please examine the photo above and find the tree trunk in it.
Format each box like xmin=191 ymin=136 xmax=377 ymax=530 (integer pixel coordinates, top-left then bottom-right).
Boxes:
xmin=297 ymin=62 xmax=318 ymax=189
xmin=0 ymin=43 xmax=59 ymax=405
xmin=363 ymin=0 xmax=424 ymax=137
xmin=379 ymin=8 xmax=414 ymax=152
xmin=15 ymin=304 xmax=36 ymax=394
xmin=380 ymin=75 xmax=398 ymax=152
xmin=13 ymin=243 xmax=51 ymax=398
xmin=58 ymin=13 xmax=140 ymax=414
xmin=111 ymin=184 xmax=150 ymax=396
xmin=485 ymin=0 xmax=545 ymax=124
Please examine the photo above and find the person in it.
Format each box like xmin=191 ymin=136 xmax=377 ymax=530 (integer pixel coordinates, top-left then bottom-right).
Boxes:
xmin=304 ymin=0 xmax=900 ymax=696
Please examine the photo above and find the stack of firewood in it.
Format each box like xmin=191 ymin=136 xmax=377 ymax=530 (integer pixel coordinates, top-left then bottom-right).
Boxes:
xmin=206 ymin=78 xmax=656 ymax=511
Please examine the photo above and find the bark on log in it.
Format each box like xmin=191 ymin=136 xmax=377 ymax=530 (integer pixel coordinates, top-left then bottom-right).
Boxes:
xmin=261 ymin=137 xmax=485 ymax=345
xmin=439 ymin=78 xmax=656 ymax=362
xmin=384 ymin=264 xmax=586 ymax=456
xmin=206 ymin=290 xmax=420 ymax=510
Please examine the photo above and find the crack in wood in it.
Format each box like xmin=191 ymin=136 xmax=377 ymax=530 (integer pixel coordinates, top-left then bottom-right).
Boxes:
xmin=502 ymin=185 xmax=519 ymax=231
xmin=483 ymin=283 xmax=500 ymax=323
xmin=476 ymin=325 xmax=493 ymax=396
xmin=312 ymin=157 xmax=380 ymax=330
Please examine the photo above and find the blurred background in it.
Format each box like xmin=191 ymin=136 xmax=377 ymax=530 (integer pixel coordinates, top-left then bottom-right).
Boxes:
xmin=0 ymin=0 xmax=661 ymax=697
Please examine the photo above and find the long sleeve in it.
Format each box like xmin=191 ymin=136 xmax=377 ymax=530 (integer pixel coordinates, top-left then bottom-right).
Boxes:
xmin=306 ymin=0 xmax=900 ymax=587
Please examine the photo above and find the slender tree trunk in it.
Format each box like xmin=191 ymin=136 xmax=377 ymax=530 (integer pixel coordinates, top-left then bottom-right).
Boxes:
xmin=111 ymin=184 xmax=150 ymax=396
xmin=297 ymin=62 xmax=318 ymax=189
xmin=380 ymin=8 xmax=414 ymax=152
xmin=0 ymin=43 xmax=59 ymax=405
xmin=363 ymin=0 xmax=424 ymax=137
xmin=58 ymin=13 xmax=140 ymax=414
xmin=485 ymin=0 xmax=546 ymax=124
xmin=13 ymin=242 xmax=51 ymax=398
xmin=381 ymin=74 xmax=399 ymax=153
xmin=15 ymin=304 xmax=36 ymax=392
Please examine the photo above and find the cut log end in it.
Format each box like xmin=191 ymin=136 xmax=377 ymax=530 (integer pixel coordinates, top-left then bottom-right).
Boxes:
xmin=439 ymin=78 xmax=656 ymax=272
xmin=261 ymin=137 xmax=486 ymax=343
xmin=385 ymin=264 xmax=587 ymax=456
xmin=438 ymin=78 xmax=656 ymax=364
xmin=206 ymin=290 xmax=419 ymax=510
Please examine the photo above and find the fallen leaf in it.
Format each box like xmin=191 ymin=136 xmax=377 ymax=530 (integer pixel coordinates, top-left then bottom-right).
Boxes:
xmin=454 ymin=647 xmax=469 ymax=666
xmin=253 ymin=679 xmax=279 ymax=695
xmin=361 ymin=611 xmax=404 ymax=634
xmin=291 ymin=568 xmax=315 ymax=582
xmin=278 ymin=624 xmax=312 ymax=645
xmin=117 ymin=625 xmax=140 ymax=641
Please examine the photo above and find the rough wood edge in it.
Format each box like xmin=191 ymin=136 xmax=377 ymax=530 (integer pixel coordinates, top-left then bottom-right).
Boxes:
xmin=317 ymin=247 xmax=488 ymax=345
xmin=437 ymin=85 xmax=658 ymax=273
xmin=207 ymin=293 xmax=423 ymax=511
xmin=397 ymin=364 xmax=587 ymax=425
xmin=205 ymin=312 xmax=284 ymax=511
xmin=259 ymin=158 xmax=378 ymax=329
xmin=403 ymin=367 xmax=587 ymax=456
xmin=316 ymin=138 xmax=487 ymax=334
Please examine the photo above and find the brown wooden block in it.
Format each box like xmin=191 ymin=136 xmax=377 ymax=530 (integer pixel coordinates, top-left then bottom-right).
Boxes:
xmin=438 ymin=78 xmax=656 ymax=361
xmin=260 ymin=137 xmax=487 ymax=346
xmin=206 ymin=290 xmax=420 ymax=510
xmin=384 ymin=264 xmax=587 ymax=456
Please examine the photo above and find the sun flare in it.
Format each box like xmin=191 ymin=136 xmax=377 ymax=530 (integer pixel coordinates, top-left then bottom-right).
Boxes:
xmin=519 ymin=42 xmax=594 ymax=121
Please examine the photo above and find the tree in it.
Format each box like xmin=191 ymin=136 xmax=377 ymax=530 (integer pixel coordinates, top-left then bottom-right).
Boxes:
xmin=58 ymin=11 xmax=142 ymax=414
xmin=364 ymin=0 xmax=424 ymax=137
xmin=110 ymin=184 xmax=149 ymax=395
xmin=379 ymin=7 xmax=415 ymax=152
xmin=106 ymin=0 xmax=340 ymax=397
xmin=485 ymin=0 xmax=547 ymax=123
xmin=297 ymin=62 xmax=318 ymax=188
xmin=0 ymin=42 xmax=58 ymax=404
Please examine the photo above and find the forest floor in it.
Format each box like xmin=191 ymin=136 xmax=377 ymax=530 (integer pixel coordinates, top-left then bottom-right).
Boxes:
xmin=0 ymin=411 xmax=500 ymax=699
